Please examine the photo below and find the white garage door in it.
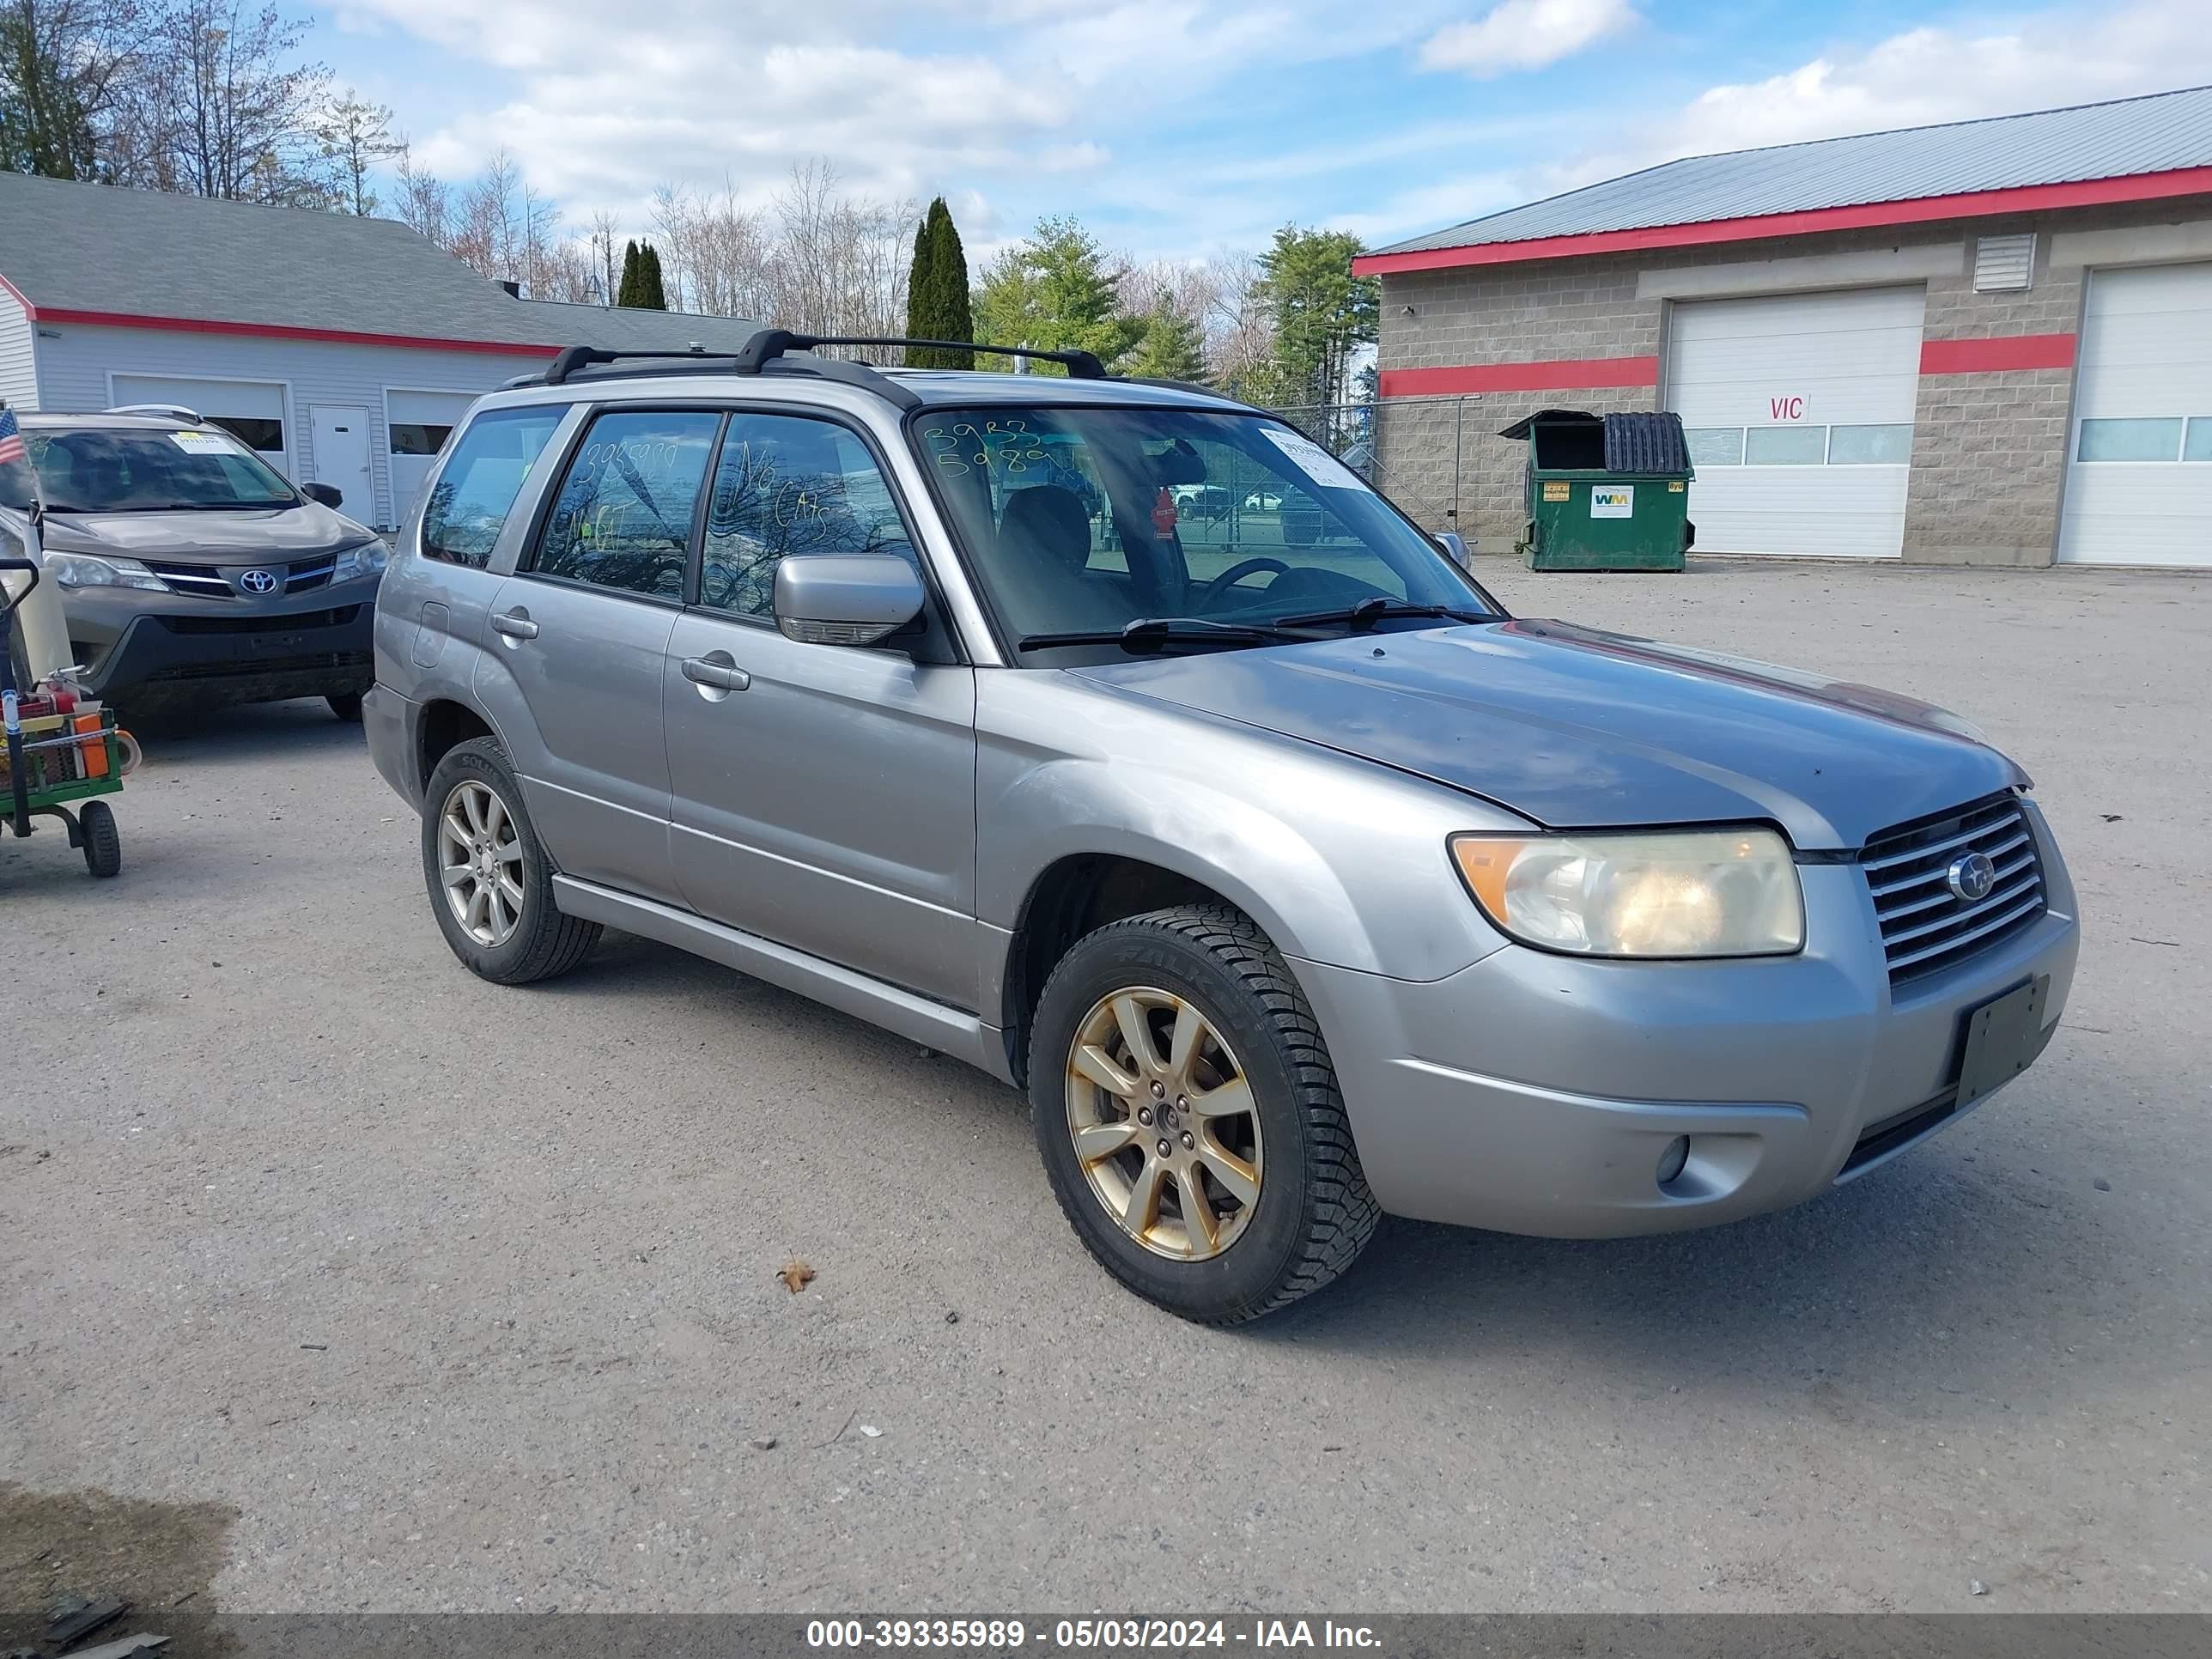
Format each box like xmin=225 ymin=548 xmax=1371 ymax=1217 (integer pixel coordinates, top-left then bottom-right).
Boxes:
xmin=111 ymin=374 xmax=290 ymax=479
xmin=1666 ymin=286 xmax=1926 ymax=558
xmin=2058 ymin=262 xmax=2212 ymax=567
xmin=386 ymin=389 xmax=477 ymax=525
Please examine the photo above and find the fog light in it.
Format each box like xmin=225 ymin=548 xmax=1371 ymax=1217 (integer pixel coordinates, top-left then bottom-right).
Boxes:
xmin=1656 ymin=1136 xmax=1691 ymax=1185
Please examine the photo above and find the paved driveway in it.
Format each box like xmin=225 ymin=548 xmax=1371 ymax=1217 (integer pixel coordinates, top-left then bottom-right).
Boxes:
xmin=3 ymin=559 xmax=2206 ymax=1615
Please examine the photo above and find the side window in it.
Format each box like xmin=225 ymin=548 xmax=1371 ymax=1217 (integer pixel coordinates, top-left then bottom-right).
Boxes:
xmin=697 ymin=414 xmax=916 ymax=619
xmin=532 ymin=410 xmax=720 ymax=600
xmin=421 ymin=405 xmax=566 ymax=568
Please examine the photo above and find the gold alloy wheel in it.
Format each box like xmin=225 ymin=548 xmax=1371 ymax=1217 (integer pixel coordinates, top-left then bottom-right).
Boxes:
xmin=1064 ymin=987 xmax=1265 ymax=1261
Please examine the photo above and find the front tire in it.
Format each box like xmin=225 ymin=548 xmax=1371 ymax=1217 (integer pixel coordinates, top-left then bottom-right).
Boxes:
xmin=420 ymin=738 xmax=599 ymax=984
xmin=326 ymin=691 xmax=365 ymax=722
xmin=1030 ymin=905 xmax=1378 ymax=1324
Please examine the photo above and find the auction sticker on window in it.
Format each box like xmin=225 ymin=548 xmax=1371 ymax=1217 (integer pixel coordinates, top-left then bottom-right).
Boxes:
xmin=1260 ymin=426 xmax=1372 ymax=493
xmin=169 ymin=430 xmax=235 ymax=453
xmin=1589 ymin=484 xmax=1634 ymax=518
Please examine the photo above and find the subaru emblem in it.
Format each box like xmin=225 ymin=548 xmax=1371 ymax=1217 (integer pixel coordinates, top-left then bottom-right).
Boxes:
xmin=1946 ymin=850 xmax=1997 ymax=903
xmin=239 ymin=568 xmax=279 ymax=594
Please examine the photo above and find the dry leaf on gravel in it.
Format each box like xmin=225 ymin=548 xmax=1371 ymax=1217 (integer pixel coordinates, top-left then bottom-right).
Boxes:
xmin=777 ymin=1260 xmax=816 ymax=1293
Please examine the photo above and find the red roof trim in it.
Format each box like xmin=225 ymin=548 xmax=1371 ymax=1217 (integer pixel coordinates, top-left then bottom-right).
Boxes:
xmin=0 ymin=271 xmax=36 ymax=316
xmin=1352 ymin=166 xmax=2212 ymax=276
xmin=1919 ymin=333 xmax=2077 ymax=374
xmin=31 ymin=306 xmax=562 ymax=357
xmin=1379 ymin=356 xmax=1660 ymax=397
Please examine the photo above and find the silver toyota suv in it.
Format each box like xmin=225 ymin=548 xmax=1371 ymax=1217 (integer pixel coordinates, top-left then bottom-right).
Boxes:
xmin=365 ymin=331 xmax=2079 ymax=1324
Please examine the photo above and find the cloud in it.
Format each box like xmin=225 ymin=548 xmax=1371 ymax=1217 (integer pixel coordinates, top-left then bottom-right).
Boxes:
xmin=1420 ymin=0 xmax=1638 ymax=78
xmin=1651 ymin=3 xmax=2212 ymax=164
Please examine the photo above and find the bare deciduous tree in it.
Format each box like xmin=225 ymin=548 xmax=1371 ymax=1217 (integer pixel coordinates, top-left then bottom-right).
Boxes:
xmin=143 ymin=0 xmax=331 ymax=204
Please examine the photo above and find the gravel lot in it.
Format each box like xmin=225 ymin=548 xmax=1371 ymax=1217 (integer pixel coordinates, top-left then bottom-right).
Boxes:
xmin=3 ymin=558 xmax=2207 ymax=1617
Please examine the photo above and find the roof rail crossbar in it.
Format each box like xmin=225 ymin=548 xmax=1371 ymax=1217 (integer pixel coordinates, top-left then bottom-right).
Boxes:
xmin=735 ymin=330 xmax=1108 ymax=380
xmin=543 ymin=344 xmax=719 ymax=386
xmin=106 ymin=402 xmax=204 ymax=422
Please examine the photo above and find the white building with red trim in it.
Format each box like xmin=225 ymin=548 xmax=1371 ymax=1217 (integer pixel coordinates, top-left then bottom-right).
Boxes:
xmin=1357 ymin=86 xmax=2212 ymax=568
xmin=0 ymin=171 xmax=756 ymax=531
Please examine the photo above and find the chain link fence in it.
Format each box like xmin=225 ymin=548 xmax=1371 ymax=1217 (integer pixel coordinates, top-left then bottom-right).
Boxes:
xmin=1264 ymin=396 xmax=1490 ymax=534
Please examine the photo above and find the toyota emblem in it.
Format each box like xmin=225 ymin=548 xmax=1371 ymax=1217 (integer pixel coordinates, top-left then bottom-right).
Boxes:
xmin=1946 ymin=850 xmax=1997 ymax=903
xmin=239 ymin=568 xmax=279 ymax=594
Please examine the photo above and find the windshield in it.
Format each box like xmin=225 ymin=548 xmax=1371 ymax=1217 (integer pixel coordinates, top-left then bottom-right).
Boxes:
xmin=916 ymin=405 xmax=1498 ymax=656
xmin=27 ymin=427 xmax=300 ymax=513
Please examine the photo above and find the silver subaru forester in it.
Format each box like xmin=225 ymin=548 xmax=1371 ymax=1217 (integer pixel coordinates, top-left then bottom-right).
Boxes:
xmin=365 ymin=333 xmax=2079 ymax=1324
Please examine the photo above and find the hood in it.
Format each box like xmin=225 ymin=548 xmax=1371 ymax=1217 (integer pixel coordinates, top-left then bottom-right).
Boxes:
xmin=1068 ymin=619 xmax=2025 ymax=851
xmin=39 ymin=501 xmax=374 ymax=563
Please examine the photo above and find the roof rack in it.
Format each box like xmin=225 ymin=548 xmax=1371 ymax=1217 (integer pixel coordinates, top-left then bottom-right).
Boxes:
xmin=106 ymin=402 xmax=203 ymax=422
xmin=732 ymin=331 xmax=1108 ymax=380
xmin=525 ymin=330 xmax=1220 ymax=412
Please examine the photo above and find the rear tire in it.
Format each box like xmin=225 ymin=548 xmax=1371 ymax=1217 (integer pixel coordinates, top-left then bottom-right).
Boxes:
xmin=421 ymin=737 xmax=599 ymax=984
xmin=326 ymin=691 xmax=365 ymax=722
xmin=79 ymin=800 xmax=121 ymax=878
xmin=1030 ymin=904 xmax=1378 ymax=1324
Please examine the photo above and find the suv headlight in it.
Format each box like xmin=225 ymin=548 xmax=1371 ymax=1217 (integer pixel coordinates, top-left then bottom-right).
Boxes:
xmin=46 ymin=551 xmax=166 ymax=592
xmin=332 ymin=538 xmax=389 ymax=581
xmin=1449 ymin=827 xmax=1804 ymax=958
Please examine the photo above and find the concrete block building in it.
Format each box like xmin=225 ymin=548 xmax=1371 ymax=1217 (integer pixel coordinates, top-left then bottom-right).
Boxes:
xmin=0 ymin=172 xmax=757 ymax=531
xmin=1356 ymin=86 xmax=2212 ymax=568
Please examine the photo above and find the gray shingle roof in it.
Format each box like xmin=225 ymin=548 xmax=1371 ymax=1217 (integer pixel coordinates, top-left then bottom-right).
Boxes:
xmin=0 ymin=170 xmax=757 ymax=351
xmin=1378 ymin=84 xmax=2212 ymax=257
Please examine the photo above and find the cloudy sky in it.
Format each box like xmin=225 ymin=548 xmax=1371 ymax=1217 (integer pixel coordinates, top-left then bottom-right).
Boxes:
xmin=311 ymin=0 xmax=2212 ymax=260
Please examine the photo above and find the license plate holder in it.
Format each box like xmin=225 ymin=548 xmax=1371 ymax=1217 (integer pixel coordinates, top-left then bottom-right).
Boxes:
xmin=1955 ymin=975 xmax=2051 ymax=1109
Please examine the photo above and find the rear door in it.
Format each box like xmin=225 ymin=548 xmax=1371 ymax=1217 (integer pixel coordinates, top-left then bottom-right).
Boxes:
xmin=662 ymin=409 xmax=981 ymax=1008
xmin=473 ymin=406 xmax=721 ymax=906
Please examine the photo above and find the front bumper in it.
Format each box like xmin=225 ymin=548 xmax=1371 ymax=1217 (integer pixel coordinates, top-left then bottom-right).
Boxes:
xmin=63 ymin=579 xmax=379 ymax=707
xmin=1297 ymin=799 xmax=2080 ymax=1237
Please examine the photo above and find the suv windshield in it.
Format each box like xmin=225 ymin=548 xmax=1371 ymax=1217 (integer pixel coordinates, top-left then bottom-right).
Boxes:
xmin=27 ymin=427 xmax=299 ymax=513
xmin=918 ymin=405 xmax=1497 ymax=654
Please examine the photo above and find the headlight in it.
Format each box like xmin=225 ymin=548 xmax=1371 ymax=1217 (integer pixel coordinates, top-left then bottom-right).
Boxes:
xmin=332 ymin=539 xmax=390 ymax=581
xmin=1449 ymin=827 xmax=1804 ymax=958
xmin=46 ymin=551 xmax=166 ymax=592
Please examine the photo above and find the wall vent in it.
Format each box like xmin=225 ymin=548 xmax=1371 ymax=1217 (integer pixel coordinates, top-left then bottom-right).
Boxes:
xmin=1974 ymin=234 xmax=2035 ymax=293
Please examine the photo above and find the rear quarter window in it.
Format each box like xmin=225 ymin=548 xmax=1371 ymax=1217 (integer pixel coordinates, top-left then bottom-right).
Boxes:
xmin=421 ymin=405 xmax=567 ymax=568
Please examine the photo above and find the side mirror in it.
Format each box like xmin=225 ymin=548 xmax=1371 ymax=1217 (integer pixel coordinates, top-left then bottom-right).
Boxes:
xmin=773 ymin=555 xmax=926 ymax=647
xmin=1434 ymin=530 xmax=1471 ymax=569
xmin=301 ymin=481 xmax=343 ymax=509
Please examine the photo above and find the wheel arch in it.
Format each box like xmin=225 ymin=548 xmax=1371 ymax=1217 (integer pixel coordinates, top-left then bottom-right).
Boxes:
xmin=416 ymin=696 xmax=501 ymax=798
xmin=995 ymin=837 xmax=1351 ymax=1086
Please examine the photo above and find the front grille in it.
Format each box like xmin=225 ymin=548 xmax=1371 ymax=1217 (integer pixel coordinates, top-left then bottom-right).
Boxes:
xmin=1838 ymin=1088 xmax=1960 ymax=1179
xmin=1862 ymin=793 xmax=2045 ymax=984
xmin=145 ymin=648 xmax=370 ymax=684
xmin=140 ymin=556 xmax=341 ymax=598
xmin=157 ymin=605 xmax=359 ymax=636
xmin=143 ymin=558 xmax=233 ymax=598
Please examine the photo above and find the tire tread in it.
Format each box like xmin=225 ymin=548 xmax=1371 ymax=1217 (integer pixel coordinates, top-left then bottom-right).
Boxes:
xmin=1033 ymin=902 xmax=1379 ymax=1323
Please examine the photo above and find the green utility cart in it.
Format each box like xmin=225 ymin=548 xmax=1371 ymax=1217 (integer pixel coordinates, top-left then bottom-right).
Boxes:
xmin=1502 ymin=409 xmax=1695 ymax=572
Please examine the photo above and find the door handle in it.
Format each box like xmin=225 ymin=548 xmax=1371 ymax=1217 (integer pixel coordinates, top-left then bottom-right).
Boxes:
xmin=490 ymin=610 xmax=538 ymax=640
xmin=681 ymin=653 xmax=750 ymax=692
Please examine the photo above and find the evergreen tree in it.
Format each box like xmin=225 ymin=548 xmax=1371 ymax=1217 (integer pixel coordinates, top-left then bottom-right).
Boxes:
xmin=1249 ymin=225 xmax=1377 ymax=408
xmin=975 ymin=216 xmax=1143 ymax=376
xmin=637 ymin=243 xmax=669 ymax=309
xmin=617 ymin=240 xmax=641 ymax=307
xmin=903 ymin=197 xmax=974 ymax=368
xmin=1123 ymin=301 xmax=1209 ymax=385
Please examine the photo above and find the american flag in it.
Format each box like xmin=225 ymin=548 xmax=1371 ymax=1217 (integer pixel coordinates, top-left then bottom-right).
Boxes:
xmin=0 ymin=404 xmax=23 ymax=467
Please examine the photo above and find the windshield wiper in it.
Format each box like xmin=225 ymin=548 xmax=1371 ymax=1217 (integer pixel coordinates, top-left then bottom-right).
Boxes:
xmin=1272 ymin=598 xmax=1492 ymax=632
xmin=1018 ymin=616 xmax=1311 ymax=653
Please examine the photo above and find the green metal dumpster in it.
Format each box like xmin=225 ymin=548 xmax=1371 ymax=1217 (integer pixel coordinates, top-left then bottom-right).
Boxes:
xmin=1501 ymin=409 xmax=1695 ymax=572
